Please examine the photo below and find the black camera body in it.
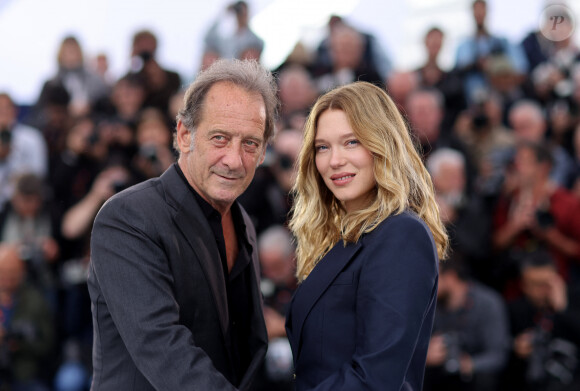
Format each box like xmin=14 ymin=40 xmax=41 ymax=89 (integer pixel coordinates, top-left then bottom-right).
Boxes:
xmin=535 ymin=209 xmax=555 ymax=229
xmin=442 ymin=332 xmax=462 ymax=374
xmin=0 ymin=127 xmax=12 ymax=145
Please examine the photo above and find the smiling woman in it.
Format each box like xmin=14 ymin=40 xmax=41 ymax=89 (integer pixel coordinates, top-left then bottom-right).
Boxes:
xmin=286 ymin=81 xmax=448 ymax=390
xmin=314 ymin=109 xmax=376 ymax=213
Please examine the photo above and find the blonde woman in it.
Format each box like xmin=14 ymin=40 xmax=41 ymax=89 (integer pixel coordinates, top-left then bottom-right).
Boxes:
xmin=286 ymin=81 xmax=448 ymax=390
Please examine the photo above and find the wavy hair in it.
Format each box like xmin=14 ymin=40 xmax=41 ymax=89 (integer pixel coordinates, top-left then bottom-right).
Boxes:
xmin=289 ymin=82 xmax=448 ymax=282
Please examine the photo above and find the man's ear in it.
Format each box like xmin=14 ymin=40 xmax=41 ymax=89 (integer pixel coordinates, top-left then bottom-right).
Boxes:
xmin=176 ymin=120 xmax=192 ymax=153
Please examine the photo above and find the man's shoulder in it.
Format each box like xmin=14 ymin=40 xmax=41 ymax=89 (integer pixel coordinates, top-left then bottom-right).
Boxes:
xmin=96 ymin=166 xmax=189 ymax=223
xmin=470 ymin=281 xmax=505 ymax=309
xmin=12 ymin=122 xmax=44 ymax=143
xmin=97 ymin=176 xmax=166 ymax=221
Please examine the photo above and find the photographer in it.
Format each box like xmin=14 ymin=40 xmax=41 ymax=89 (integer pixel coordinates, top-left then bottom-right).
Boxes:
xmin=502 ymin=250 xmax=580 ymax=391
xmin=126 ymin=30 xmax=181 ymax=117
xmin=60 ymin=164 xmax=131 ymax=242
xmin=454 ymin=0 xmax=527 ymax=105
xmin=0 ymin=174 xmax=59 ymax=308
xmin=493 ymin=141 xmax=580 ymax=291
xmin=452 ymin=91 xmax=514 ymax=198
xmin=132 ymin=108 xmax=175 ymax=181
xmin=202 ymin=1 xmax=264 ymax=66
xmin=0 ymin=93 xmax=48 ymax=213
xmin=238 ymin=128 xmax=302 ymax=233
xmin=424 ymin=257 xmax=509 ymax=391
xmin=0 ymin=244 xmax=54 ymax=391
xmin=252 ymin=225 xmax=296 ymax=391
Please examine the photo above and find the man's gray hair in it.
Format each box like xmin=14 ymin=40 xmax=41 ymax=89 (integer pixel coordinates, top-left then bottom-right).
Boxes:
xmin=426 ymin=148 xmax=465 ymax=178
xmin=175 ymin=59 xmax=278 ymax=153
xmin=258 ymin=225 xmax=295 ymax=259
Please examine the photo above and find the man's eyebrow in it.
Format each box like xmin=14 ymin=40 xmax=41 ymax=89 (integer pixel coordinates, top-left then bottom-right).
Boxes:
xmin=207 ymin=129 xmax=264 ymax=143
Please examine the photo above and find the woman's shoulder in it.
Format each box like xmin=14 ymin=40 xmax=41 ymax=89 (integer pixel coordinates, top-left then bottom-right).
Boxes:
xmin=376 ymin=210 xmax=429 ymax=233
xmin=363 ymin=210 xmax=435 ymax=249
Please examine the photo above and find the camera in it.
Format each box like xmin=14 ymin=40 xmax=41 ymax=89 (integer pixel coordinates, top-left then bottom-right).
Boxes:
xmin=230 ymin=1 xmax=245 ymax=15
xmin=139 ymin=144 xmax=158 ymax=163
xmin=442 ymin=332 xmax=462 ymax=374
xmin=138 ymin=51 xmax=153 ymax=63
xmin=0 ymin=127 xmax=11 ymax=145
xmin=535 ymin=209 xmax=554 ymax=229
xmin=277 ymin=153 xmax=293 ymax=171
xmin=112 ymin=180 xmax=128 ymax=194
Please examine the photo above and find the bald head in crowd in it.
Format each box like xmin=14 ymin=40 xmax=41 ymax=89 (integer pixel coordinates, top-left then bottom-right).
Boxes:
xmin=508 ymin=100 xmax=546 ymax=143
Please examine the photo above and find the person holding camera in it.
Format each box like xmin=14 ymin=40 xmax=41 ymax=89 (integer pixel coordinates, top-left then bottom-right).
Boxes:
xmin=203 ymin=1 xmax=265 ymax=67
xmin=502 ymin=249 xmax=580 ymax=391
xmin=127 ymin=30 xmax=181 ymax=117
xmin=454 ymin=0 xmax=528 ymax=104
xmin=238 ymin=128 xmax=302 ymax=234
xmin=0 ymin=243 xmax=55 ymax=391
xmin=0 ymin=93 xmax=48 ymax=214
xmin=424 ymin=257 xmax=509 ymax=391
xmin=493 ymin=141 xmax=580 ymax=292
xmin=132 ymin=108 xmax=176 ymax=181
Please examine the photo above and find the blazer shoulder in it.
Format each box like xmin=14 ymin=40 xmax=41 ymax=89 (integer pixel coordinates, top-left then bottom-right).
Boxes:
xmin=371 ymin=210 xmax=433 ymax=240
xmin=362 ymin=210 xmax=439 ymax=269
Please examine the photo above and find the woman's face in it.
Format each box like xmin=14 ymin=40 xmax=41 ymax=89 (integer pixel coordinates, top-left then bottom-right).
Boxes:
xmin=314 ymin=109 xmax=375 ymax=212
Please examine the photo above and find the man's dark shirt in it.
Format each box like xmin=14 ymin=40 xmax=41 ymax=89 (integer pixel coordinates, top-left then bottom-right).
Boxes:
xmin=175 ymin=163 xmax=253 ymax=385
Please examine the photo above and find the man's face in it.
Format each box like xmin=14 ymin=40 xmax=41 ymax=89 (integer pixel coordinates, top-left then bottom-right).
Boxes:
xmin=177 ymin=82 xmax=266 ymax=214
xmin=514 ymin=147 xmax=547 ymax=187
xmin=12 ymin=193 xmax=42 ymax=218
xmin=521 ymin=266 xmax=556 ymax=309
xmin=407 ymin=93 xmax=442 ymax=143
xmin=510 ymin=109 xmax=545 ymax=143
xmin=473 ymin=1 xmax=487 ymax=28
xmin=0 ymin=96 xmax=16 ymax=129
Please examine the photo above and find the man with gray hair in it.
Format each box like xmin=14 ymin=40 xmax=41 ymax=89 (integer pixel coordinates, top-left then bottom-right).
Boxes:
xmin=508 ymin=99 xmax=573 ymax=186
xmin=88 ymin=59 xmax=278 ymax=390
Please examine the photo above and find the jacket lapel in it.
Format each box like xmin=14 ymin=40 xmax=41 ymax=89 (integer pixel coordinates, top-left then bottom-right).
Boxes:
xmin=161 ymin=166 xmax=230 ymax=340
xmin=239 ymin=207 xmax=268 ymax=390
xmin=288 ymin=240 xmax=362 ymax=360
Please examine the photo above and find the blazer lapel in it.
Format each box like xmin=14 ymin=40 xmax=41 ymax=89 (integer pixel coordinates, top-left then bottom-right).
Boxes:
xmin=161 ymin=166 xmax=230 ymax=340
xmin=238 ymin=206 xmax=268 ymax=390
xmin=288 ymin=240 xmax=362 ymax=360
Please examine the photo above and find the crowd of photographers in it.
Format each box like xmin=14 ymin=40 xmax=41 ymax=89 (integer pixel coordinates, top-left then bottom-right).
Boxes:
xmin=1 ymin=1 xmax=580 ymax=390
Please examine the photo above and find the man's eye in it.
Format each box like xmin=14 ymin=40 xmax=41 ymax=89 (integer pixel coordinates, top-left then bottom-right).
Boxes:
xmin=212 ymin=135 xmax=227 ymax=144
xmin=243 ymin=140 xmax=260 ymax=152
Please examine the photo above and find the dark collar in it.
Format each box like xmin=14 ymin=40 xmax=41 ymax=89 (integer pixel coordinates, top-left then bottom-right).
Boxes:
xmin=173 ymin=163 xmax=250 ymax=247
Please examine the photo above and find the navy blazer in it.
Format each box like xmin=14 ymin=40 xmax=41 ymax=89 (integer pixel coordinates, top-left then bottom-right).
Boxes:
xmin=286 ymin=211 xmax=439 ymax=390
xmin=88 ymin=165 xmax=267 ymax=390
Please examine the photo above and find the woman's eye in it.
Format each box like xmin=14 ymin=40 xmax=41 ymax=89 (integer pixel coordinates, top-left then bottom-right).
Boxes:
xmin=315 ymin=145 xmax=328 ymax=152
xmin=346 ymin=139 xmax=359 ymax=146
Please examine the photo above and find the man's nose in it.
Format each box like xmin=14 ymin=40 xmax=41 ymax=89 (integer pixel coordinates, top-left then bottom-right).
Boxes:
xmin=222 ymin=142 xmax=244 ymax=170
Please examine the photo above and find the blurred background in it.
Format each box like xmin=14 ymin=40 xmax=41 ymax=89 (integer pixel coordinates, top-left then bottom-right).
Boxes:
xmin=2 ymin=0 xmax=579 ymax=103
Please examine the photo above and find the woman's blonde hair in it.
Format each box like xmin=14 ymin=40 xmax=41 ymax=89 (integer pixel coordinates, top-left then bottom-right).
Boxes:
xmin=289 ymin=82 xmax=448 ymax=282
